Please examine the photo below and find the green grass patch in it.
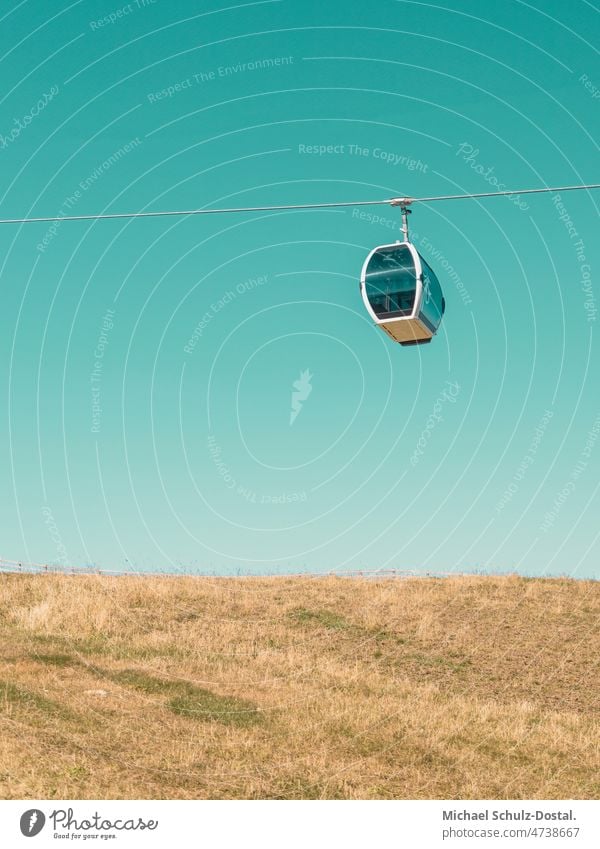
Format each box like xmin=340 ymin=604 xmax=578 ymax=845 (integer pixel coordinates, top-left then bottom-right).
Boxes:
xmin=27 ymin=632 xmax=115 ymax=656
xmin=169 ymin=690 xmax=262 ymax=727
xmin=404 ymin=651 xmax=471 ymax=672
xmin=25 ymin=631 xmax=184 ymax=662
xmin=109 ymin=668 xmax=182 ymax=696
xmin=289 ymin=607 xmax=351 ymax=630
xmin=109 ymin=668 xmax=262 ymax=727
xmin=372 ymin=628 xmax=406 ymax=644
xmin=30 ymin=652 xmax=78 ymax=668
xmin=0 ymin=680 xmax=81 ymax=724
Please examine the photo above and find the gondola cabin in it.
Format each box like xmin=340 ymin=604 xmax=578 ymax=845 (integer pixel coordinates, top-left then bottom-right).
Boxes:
xmin=360 ymin=241 xmax=445 ymax=345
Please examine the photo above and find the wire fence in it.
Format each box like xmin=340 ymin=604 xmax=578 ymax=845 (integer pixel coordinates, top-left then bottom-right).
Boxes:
xmin=0 ymin=557 xmax=463 ymax=580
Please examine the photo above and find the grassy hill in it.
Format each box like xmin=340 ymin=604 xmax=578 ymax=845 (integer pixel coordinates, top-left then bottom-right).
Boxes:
xmin=0 ymin=572 xmax=598 ymax=799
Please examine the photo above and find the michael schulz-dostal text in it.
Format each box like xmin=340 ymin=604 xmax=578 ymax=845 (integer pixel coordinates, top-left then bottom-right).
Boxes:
xmin=443 ymin=809 xmax=576 ymax=821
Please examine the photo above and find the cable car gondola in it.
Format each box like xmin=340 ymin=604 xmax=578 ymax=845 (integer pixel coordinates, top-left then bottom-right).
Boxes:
xmin=360 ymin=201 xmax=445 ymax=345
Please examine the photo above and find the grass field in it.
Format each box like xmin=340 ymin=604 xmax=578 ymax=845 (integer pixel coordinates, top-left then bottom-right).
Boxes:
xmin=0 ymin=572 xmax=598 ymax=799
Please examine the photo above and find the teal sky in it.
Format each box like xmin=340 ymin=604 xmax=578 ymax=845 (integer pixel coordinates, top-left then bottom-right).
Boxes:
xmin=0 ymin=0 xmax=598 ymax=576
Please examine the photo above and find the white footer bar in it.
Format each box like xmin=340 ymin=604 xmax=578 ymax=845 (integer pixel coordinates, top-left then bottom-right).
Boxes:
xmin=0 ymin=800 xmax=598 ymax=848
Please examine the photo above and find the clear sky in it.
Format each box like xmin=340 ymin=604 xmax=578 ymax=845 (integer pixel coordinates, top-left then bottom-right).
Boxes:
xmin=0 ymin=0 xmax=598 ymax=576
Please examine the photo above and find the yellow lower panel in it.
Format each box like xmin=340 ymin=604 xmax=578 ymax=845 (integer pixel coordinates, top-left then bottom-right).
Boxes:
xmin=379 ymin=318 xmax=433 ymax=343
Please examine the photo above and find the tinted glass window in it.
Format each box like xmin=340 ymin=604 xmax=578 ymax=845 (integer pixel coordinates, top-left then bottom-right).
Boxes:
xmin=364 ymin=245 xmax=417 ymax=319
xmin=419 ymin=255 xmax=444 ymax=332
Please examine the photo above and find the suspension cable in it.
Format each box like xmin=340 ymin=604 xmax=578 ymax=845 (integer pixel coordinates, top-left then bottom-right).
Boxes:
xmin=0 ymin=183 xmax=597 ymax=226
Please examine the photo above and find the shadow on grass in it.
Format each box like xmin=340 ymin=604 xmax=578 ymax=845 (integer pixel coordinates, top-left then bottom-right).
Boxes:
xmin=109 ymin=669 xmax=263 ymax=728
xmin=25 ymin=631 xmax=184 ymax=661
xmin=30 ymin=652 xmax=75 ymax=668
xmin=20 ymin=653 xmax=264 ymax=728
xmin=0 ymin=679 xmax=82 ymax=724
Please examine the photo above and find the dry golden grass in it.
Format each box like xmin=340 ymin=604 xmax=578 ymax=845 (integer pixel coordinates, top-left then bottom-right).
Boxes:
xmin=0 ymin=572 xmax=598 ymax=799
